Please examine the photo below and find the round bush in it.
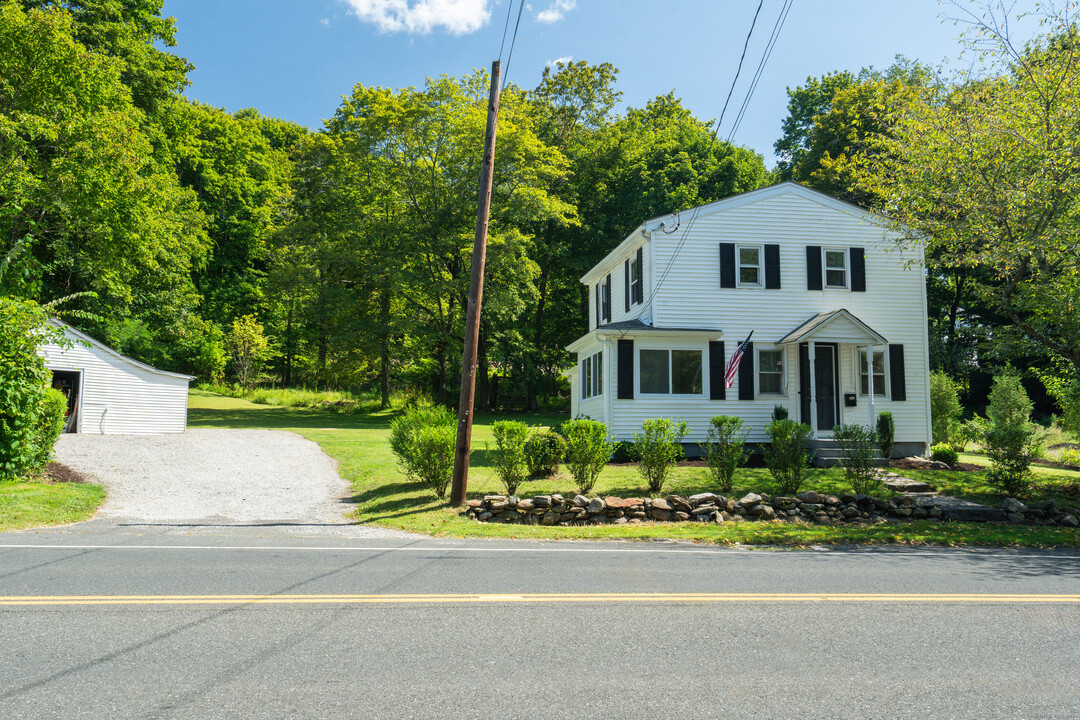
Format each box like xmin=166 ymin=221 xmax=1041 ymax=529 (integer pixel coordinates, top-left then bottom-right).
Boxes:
xmin=930 ymin=442 xmax=958 ymax=467
xmin=523 ymin=429 xmax=567 ymax=478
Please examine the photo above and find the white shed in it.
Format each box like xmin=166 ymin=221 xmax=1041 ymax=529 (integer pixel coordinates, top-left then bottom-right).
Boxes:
xmin=38 ymin=319 xmax=194 ymax=435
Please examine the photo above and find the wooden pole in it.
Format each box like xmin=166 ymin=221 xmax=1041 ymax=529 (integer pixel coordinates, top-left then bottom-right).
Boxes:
xmin=450 ymin=60 xmax=502 ymax=507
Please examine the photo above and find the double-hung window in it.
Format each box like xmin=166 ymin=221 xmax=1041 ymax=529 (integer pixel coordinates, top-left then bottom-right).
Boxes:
xmin=758 ymin=349 xmax=784 ymax=394
xmin=581 ymin=351 xmax=603 ymax=399
xmin=639 ymin=349 xmax=703 ymax=395
xmin=737 ymin=245 xmax=762 ymax=287
xmin=860 ymin=350 xmax=886 ymax=396
xmin=825 ymin=249 xmax=848 ymax=288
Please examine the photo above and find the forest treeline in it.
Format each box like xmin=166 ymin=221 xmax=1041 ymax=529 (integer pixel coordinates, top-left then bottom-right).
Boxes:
xmin=2 ymin=1 xmax=1077 ymax=423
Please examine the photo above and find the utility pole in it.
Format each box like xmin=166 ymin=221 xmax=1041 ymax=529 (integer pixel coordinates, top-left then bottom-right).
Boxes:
xmin=450 ymin=60 xmax=502 ymax=507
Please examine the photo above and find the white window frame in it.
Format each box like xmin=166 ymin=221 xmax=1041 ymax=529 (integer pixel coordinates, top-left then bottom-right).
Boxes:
xmin=629 ymin=254 xmax=642 ymax=306
xmin=824 ymin=247 xmax=849 ymax=289
xmin=757 ymin=347 xmax=785 ymax=395
xmin=638 ymin=347 xmax=704 ymax=396
xmin=736 ymin=244 xmax=763 ymax=288
xmin=858 ymin=348 xmax=888 ymax=397
xmin=582 ymin=351 xmax=603 ymax=399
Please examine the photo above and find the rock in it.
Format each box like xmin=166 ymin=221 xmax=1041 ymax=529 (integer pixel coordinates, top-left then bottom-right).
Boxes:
xmin=1006 ymin=512 xmax=1027 ymax=523
xmin=609 ymin=510 xmax=625 ymax=519
xmin=551 ymin=494 xmax=565 ymax=504
xmin=673 ymin=511 xmax=690 ymax=522
xmin=667 ymin=495 xmax=693 ymax=513
xmin=913 ymin=496 xmax=936 ymax=508
xmin=911 ymin=507 xmax=928 ymax=519
xmin=928 ymin=507 xmax=943 ymax=518
xmin=587 ymin=497 xmax=606 ymax=514
xmin=773 ymin=496 xmax=798 ymax=508
xmin=550 ymin=503 xmax=568 ymax=514
xmin=891 ymin=507 xmax=913 ymax=518
xmin=882 ymin=475 xmax=937 ymax=493
xmin=813 ymin=512 xmax=830 ymax=524
xmin=1029 ymin=499 xmax=1059 ymax=515
xmin=933 ymin=497 xmax=1006 ymax=522
xmin=650 ymin=498 xmax=672 ymax=512
xmin=478 ymin=511 xmax=493 ymax=521
xmin=573 ymin=495 xmax=590 ymax=507
xmin=1061 ymin=514 xmax=1079 ymax=528
xmin=517 ymin=499 xmax=534 ymax=511
xmin=689 ymin=492 xmax=720 ymax=506
xmin=508 ymin=496 xmax=519 ymax=506
xmin=613 ymin=517 xmax=628 ymax=525
xmin=726 ymin=499 xmax=738 ymax=513
xmin=533 ymin=495 xmax=551 ymax=508
xmin=842 ymin=506 xmax=860 ymax=519
xmin=490 ymin=501 xmax=510 ymax=512
xmin=630 ymin=511 xmax=647 ymax=520
xmin=840 ymin=494 xmax=857 ymax=504
xmin=891 ymin=495 xmax=914 ymax=507
xmin=739 ymin=492 xmax=762 ymax=506
xmin=800 ymin=503 xmax=824 ymax=513
xmin=691 ymin=504 xmax=719 ymax=516
xmin=651 ymin=509 xmax=672 ymax=522
xmin=605 ymin=496 xmax=643 ymax=510
xmin=823 ymin=495 xmax=841 ymax=506
xmin=796 ymin=490 xmax=820 ymax=503
xmin=541 ymin=511 xmax=560 ymax=526
xmin=1003 ymin=498 xmax=1028 ymax=513
xmin=755 ymin=505 xmax=777 ymax=520
xmin=466 ymin=499 xmax=483 ymax=509
xmin=855 ymin=494 xmax=875 ymax=509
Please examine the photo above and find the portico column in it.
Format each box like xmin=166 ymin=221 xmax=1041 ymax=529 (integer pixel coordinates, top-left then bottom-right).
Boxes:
xmin=865 ymin=345 xmax=876 ymax=426
xmin=808 ymin=341 xmax=817 ymax=432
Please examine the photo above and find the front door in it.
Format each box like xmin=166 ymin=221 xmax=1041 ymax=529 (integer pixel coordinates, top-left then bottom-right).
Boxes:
xmin=799 ymin=343 xmax=839 ymax=433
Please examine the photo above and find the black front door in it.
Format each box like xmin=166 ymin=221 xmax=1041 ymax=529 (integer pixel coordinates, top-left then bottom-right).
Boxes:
xmin=799 ymin=343 xmax=839 ymax=432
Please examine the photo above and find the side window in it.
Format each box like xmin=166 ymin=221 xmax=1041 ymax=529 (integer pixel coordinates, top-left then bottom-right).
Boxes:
xmin=860 ymin=350 xmax=887 ymax=396
xmin=630 ymin=252 xmax=643 ymax=305
xmin=758 ymin=349 xmax=784 ymax=394
xmin=581 ymin=351 xmax=603 ymax=399
xmin=639 ymin=349 xmax=703 ymax=395
xmin=737 ymin=245 xmax=762 ymax=287
xmin=825 ymin=248 xmax=848 ymax=288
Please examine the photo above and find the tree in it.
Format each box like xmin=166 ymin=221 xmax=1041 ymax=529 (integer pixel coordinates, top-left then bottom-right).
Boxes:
xmin=227 ymin=314 xmax=269 ymax=387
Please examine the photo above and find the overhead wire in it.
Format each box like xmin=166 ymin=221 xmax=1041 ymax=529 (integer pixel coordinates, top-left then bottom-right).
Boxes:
xmin=502 ymin=0 xmax=527 ymax=90
xmin=727 ymin=0 xmax=794 ymax=142
xmin=497 ymin=0 xmax=515 ymax=62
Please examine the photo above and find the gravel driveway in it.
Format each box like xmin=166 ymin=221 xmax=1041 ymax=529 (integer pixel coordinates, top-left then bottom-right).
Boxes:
xmin=54 ymin=429 xmax=402 ymax=533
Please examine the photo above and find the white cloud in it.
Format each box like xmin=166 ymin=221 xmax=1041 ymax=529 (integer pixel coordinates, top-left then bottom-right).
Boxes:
xmin=546 ymin=55 xmax=572 ymax=67
xmin=537 ymin=0 xmax=576 ymax=24
xmin=320 ymin=17 xmax=332 ymax=27
xmin=340 ymin=0 xmax=493 ymax=35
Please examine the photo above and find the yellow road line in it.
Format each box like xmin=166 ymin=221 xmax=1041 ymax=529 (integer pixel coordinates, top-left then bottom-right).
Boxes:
xmin=2 ymin=593 xmax=1080 ymax=606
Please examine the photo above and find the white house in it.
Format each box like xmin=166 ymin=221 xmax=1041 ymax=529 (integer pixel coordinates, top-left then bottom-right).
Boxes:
xmin=38 ymin=319 xmax=194 ymax=435
xmin=566 ymin=182 xmax=932 ymax=458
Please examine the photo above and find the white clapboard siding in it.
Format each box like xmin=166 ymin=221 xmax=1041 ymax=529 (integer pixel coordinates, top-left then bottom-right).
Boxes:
xmin=568 ymin=183 xmax=932 ymax=450
xmin=38 ymin=321 xmax=193 ymax=435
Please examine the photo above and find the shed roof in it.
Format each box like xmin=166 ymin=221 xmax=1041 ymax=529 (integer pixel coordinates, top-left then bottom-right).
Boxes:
xmin=776 ymin=309 xmax=888 ymax=346
xmin=44 ymin=319 xmax=196 ymax=381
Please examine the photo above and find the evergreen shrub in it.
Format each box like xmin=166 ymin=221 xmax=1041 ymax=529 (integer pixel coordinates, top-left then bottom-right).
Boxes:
xmin=523 ymin=429 xmax=567 ymax=478
xmin=762 ymin=419 xmax=814 ymax=496
xmin=389 ymin=405 xmax=456 ymax=499
xmin=631 ymin=418 xmax=689 ymax=495
xmin=491 ymin=420 xmax=530 ymax=495
xmin=834 ymin=423 xmax=881 ymax=494
xmin=561 ymin=419 xmax=612 ymax=495
xmin=700 ymin=415 xmax=750 ymax=494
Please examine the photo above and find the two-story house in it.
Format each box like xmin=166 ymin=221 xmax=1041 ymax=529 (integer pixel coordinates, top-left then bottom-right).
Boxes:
xmin=566 ymin=182 xmax=932 ymax=458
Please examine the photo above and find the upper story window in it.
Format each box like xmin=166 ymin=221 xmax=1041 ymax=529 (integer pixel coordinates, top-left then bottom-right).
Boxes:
xmin=625 ymin=247 xmax=644 ymax=308
xmin=758 ymin=349 xmax=784 ymax=394
xmin=860 ymin=350 xmax=886 ymax=396
xmin=640 ymin=349 xmax=702 ymax=395
xmin=738 ymin=245 xmax=762 ymax=287
xmin=582 ymin=351 xmax=603 ymax=399
xmin=825 ymin=249 xmax=848 ymax=288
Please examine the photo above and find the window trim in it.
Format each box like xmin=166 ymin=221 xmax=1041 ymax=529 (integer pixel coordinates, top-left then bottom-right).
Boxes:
xmin=736 ymin=243 xmax=764 ymax=288
xmin=824 ymin=247 xmax=849 ymax=289
xmin=581 ymin=350 xmax=604 ymax=399
xmin=638 ymin=347 xmax=704 ymax=396
xmin=757 ymin=347 xmax=785 ymax=395
xmin=629 ymin=254 xmax=643 ymax=306
xmin=858 ymin=348 xmax=888 ymax=398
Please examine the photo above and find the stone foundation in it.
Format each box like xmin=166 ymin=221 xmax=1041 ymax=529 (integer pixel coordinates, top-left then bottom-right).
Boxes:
xmin=464 ymin=492 xmax=1080 ymax=528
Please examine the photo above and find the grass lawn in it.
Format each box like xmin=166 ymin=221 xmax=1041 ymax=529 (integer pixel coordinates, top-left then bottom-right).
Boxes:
xmin=0 ymin=477 xmax=105 ymax=532
xmin=188 ymin=389 xmax=1080 ymax=547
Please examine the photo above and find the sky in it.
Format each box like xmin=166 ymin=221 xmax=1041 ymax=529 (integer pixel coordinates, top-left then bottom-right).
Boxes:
xmin=160 ymin=0 xmax=977 ymax=164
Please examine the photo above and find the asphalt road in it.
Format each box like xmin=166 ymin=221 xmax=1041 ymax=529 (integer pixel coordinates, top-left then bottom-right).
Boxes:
xmin=3 ymin=522 xmax=1080 ymax=719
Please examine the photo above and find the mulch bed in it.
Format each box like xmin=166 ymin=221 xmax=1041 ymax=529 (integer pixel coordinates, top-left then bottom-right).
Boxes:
xmin=43 ymin=462 xmax=89 ymax=484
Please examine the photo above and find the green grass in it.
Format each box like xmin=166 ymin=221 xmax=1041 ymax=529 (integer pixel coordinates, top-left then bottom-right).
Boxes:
xmin=194 ymin=383 xmax=404 ymax=415
xmin=188 ymin=390 xmax=1080 ymax=547
xmin=0 ymin=477 xmax=105 ymax=532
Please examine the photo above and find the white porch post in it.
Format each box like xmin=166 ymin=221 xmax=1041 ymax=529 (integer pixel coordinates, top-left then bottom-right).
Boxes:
xmin=808 ymin=341 xmax=817 ymax=432
xmin=865 ymin=345 xmax=876 ymax=426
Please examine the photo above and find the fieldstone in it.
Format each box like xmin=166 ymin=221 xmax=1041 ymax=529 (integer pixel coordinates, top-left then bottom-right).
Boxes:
xmin=541 ymin=511 xmax=560 ymax=526
xmin=739 ymin=492 xmax=763 ymax=506
xmin=490 ymin=501 xmax=510 ymax=512
xmin=550 ymin=503 xmax=568 ymax=514
xmin=613 ymin=517 xmax=628 ymax=525
xmin=840 ymin=494 xmax=858 ymax=504
xmin=466 ymin=499 xmax=483 ymax=509
xmin=605 ymin=496 xmax=643 ymax=510
xmin=508 ymin=496 xmax=520 ymax=506
xmin=750 ymin=504 xmax=776 ymax=520
xmin=573 ymin=495 xmax=589 ymax=507
xmin=610 ymin=510 xmax=625 ymax=519
xmin=1035 ymin=518 xmax=1057 ymax=526
xmin=773 ymin=496 xmax=798 ymax=508
xmin=928 ymin=507 xmax=943 ymax=519
xmin=1006 ymin=512 xmax=1027 ymax=523
xmin=651 ymin=498 xmax=673 ymax=512
xmin=517 ymin=499 xmax=534 ymax=511
xmin=651 ymin=509 xmax=673 ymax=522
xmin=691 ymin=504 xmax=720 ymax=516
xmin=914 ymin=496 xmax=936 ymax=508
xmin=561 ymin=512 xmax=577 ymax=522
xmin=630 ymin=511 xmax=647 ymax=520
xmin=1029 ymin=499 xmax=1059 ymax=515
xmin=478 ymin=511 xmax=493 ymax=521
xmin=800 ymin=503 xmax=824 ymax=513
xmin=591 ymin=514 xmax=608 ymax=525
xmin=674 ymin=511 xmax=690 ymax=522
xmin=842 ymin=506 xmax=860 ymax=519
xmin=726 ymin=499 xmax=738 ymax=513
xmin=1061 ymin=514 xmax=1079 ymax=528
xmin=892 ymin=495 xmax=914 ymax=507
xmin=796 ymin=490 xmax=821 ymax=503
xmin=689 ymin=492 xmax=720 ymax=506
xmin=933 ymin=497 xmax=1006 ymax=522
xmin=823 ymin=495 xmax=841 ymax=506
xmin=882 ymin=475 xmax=936 ymax=493
xmin=813 ymin=512 xmax=830 ymax=524
xmin=892 ymin=507 xmax=913 ymax=518
xmin=533 ymin=495 xmax=552 ymax=508
xmin=587 ymin=497 xmax=606 ymax=514
xmin=1003 ymin=498 xmax=1028 ymax=513
xmin=667 ymin=495 xmax=693 ymax=513
xmin=484 ymin=495 xmax=507 ymax=503
xmin=855 ymin=494 xmax=874 ymax=509
xmin=709 ymin=511 xmax=724 ymax=524
xmin=911 ymin=507 xmax=928 ymax=519
xmin=551 ymin=494 xmax=565 ymax=504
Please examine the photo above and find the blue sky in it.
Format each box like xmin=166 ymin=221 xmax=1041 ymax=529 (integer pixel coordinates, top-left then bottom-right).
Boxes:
xmin=161 ymin=0 xmax=972 ymax=164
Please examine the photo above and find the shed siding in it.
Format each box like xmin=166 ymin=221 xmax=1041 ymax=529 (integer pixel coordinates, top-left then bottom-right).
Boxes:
xmin=39 ymin=331 xmax=190 ymax=434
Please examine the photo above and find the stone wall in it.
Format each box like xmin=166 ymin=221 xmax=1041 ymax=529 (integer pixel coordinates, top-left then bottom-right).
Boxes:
xmin=465 ymin=491 xmax=1080 ymax=527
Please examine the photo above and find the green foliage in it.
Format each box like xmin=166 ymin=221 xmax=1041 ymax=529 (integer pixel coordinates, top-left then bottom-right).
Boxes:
xmin=491 ymin=421 xmax=530 ymax=496
xmin=610 ymin=441 xmax=634 ymax=463
xmin=388 ymin=405 xmax=456 ymax=499
xmin=227 ymin=315 xmax=270 ymax=387
xmin=32 ymin=388 xmax=68 ymax=471
xmin=523 ymin=429 xmax=567 ymax=478
xmin=982 ymin=374 xmax=1044 ymax=496
xmin=771 ymin=405 xmax=789 ymax=422
xmin=701 ymin=416 xmax=750 ymax=494
xmin=930 ymin=443 xmax=959 ymax=467
xmin=762 ymin=419 xmax=814 ymax=496
xmin=1057 ymin=447 xmax=1080 ymax=468
xmin=631 ymin=418 xmax=689 ymax=495
xmin=834 ymin=424 xmax=881 ymax=495
xmin=561 ymin=418 xmax=612 ymax=495
xmin=930 ymin=372 xmax=962 ymax=445
xmin=876 ymin=411 xmax=895 ymax=460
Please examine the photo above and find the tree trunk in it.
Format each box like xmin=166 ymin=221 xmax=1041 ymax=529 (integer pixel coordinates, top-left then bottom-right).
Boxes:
xmin=526 ymin=268 xmax=549 ymax=412
xmin=379 ymin=281 xmax=391 ymax=410
xmin=947 ymin=272 xmax=965 ymax=345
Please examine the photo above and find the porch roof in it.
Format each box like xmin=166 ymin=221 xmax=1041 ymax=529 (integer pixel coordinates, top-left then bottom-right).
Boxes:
xmin=776 ymin=309 xmax=888 ymax=346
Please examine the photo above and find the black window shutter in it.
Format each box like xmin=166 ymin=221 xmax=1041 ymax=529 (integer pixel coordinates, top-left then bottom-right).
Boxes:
xmin=806 ymin=246 xmax=823 ymax=291
xmin=764 ymin=244 xmax=781 ymax=289
xmin=617 ymin=340 xmax=634 ymax=399
xmin=851 ymin=247 xmax=866 ymax=292
xmin=604 ymin=274 xmax=611 ymax=321
xmin=889 ymin=344 xmax=906 ymax=401
xmin=624 ymin=260 xmax=631 ymax=312
xmin=719 ymin=243 xmax=736 ymax=289
xmin=738 ymin=342 xmax=755 ymax=400
xmin=709 ymin=341 xmax=726 ymax=400
xmin=593 ymin=286 xmax=599 ymax=328
xmin=633 ymin=247 xmax=644 ymax=303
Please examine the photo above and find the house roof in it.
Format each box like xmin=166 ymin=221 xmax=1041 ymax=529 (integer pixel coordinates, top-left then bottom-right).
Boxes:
xmin=44 ymin=319 xmax=197 ymax=381
xmin=776 ymin=309 xmax=888 ymax=346
xmin=566 ymin=319 xmax=722 ymax=352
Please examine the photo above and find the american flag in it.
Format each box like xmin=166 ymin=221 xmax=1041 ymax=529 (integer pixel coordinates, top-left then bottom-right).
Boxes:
xmin=724 ymin=332 xmax=754 ymax=389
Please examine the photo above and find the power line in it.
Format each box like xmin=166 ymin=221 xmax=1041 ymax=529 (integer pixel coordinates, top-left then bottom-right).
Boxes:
xmin=713 ymin=0 xmax=766 ymax=138
xmin=728 ymin=0 xmax=794 ymax=142
xmin=502 ymin=0 xmax=527 ymax=90
xmin=497 ymin=0 xmax=514 ymax=62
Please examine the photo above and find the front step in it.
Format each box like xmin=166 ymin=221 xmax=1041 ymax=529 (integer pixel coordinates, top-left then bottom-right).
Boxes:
xmin=809 ymin=439 xmax=886 ymax=468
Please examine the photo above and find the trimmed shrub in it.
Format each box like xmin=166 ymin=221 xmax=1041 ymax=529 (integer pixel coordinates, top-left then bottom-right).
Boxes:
xmin=31 ymin=388 xmax=68 ymax=471
xmin=631 ymin=418 xmax=689 ymax=495
xmin=762 ymin=419 xmax=814 ymax=496
xmin=561 ymin=419 xmax=613 ymax=495
xmin=610 ymin=441 xmax=633 ymax=463
xmin=930 ymin=442 xmax=958 ymax=467
xmin=701 ymin=415 xmax=750 ymax=494
xmin=491 ymin=421 xmax=530 ymax=495
xmin=772 ymin=405 xmax=789 ymax=422
xmin=389 ymin=405 xmax=456 ymax=499
xmin=834 ymin=424 xmax=881 ymax=495
xmin=523 ymin=429 xmax=567 ymax=478
xmin=876 ymin=411 xmax=895 ymax=460
xmin=983 ymin=373 xmax=1042 ymax=496
xmin=930 ymin=371 xmax=962 ymax=445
